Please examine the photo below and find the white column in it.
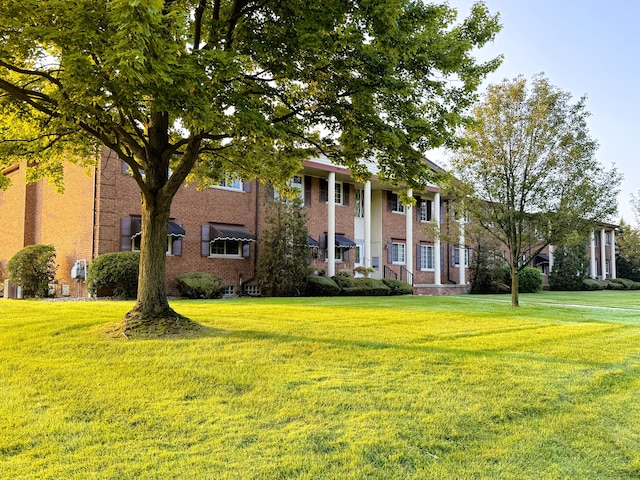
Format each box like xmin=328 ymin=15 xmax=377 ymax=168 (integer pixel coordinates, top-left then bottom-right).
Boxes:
xmin=458 ymin=218 xmax=466 ymax=286
xmin=405 ymin=189 xmax=413 ymax=277
xmin=600 ymin=228 xmax=607 ymax=280
xmin=364 ymin=180 xmax=372 ymax=269
xmin=548 ymin=244 xmax=555 ymax=274
xmin=611 ymin=229 xmax=616 ymax=279
xmin=327 ymin=172 xmax=336 ymax=277
xmin=590 ymin=231 xmax=597 ymax=278
xmin=434 ymin=192 xmax=442 ymax=285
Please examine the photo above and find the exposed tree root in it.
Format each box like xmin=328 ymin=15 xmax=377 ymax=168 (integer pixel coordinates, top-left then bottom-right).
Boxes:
xmin=105 ymin=307 xmax=204 ymax=340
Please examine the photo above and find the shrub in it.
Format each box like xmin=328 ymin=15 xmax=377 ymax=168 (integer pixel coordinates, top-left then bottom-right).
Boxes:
xmin=519 ymin=267 xmax=543 ymax=293
xmin=87 ymin=252 xmax=140 ymax=298
xmin=582 ymin=278 xmax=607 ymax=291
xmin=7 ymin=244 xmax=58 ymax=297
xmin=612 ymin=278 xmax=634 ymax=289
xmin=305 ymin=275 xmax=340 ymax=296
xmin=331 ymin=276 xmax=391 ymax=296
xmin=382 ymin=279 xmax=414 ymax=295
xmin=175 ymin=272 xmax=224 ymax=299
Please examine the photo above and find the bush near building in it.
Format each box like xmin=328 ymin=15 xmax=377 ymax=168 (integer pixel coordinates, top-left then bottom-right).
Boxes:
xmin=175 ymin=272 xmax=224 ymax=299
xmin=305 ymin=276 xmax=340 ymax=296
xmin=7 ymin=244 xmax=58 ymax=298
xmin=86 ymin=252 xmax=140 ymax=299
xmin=501 ymin=265 xmax=543 ymax=293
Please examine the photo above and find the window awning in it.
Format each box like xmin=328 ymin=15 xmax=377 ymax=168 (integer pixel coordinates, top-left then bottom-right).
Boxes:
xmin=131 ymin=220 xmax=185 ymax=238
xmin=534 ymin=254 xmax=549 ymax=265
xmin=210 ymin=224 xmax=256 ymax=242
xmin=307 ymin=236 xmax=320 ymax=248
xmin=335 ymin=235 xmax=357 ymax=248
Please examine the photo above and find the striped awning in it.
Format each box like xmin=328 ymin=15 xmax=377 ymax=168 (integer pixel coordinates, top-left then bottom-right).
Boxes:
xmin=335 ymin=235 xmax=357 ymax=248
xmin=307 ymin=236 xmax=320 ymax=248
xmin=210 ymin=224 xmax=256 ymax=242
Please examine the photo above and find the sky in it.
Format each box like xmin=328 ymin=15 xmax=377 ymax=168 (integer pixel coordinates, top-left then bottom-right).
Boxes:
xmin=428 ymin=0 xmax=640 ymax=225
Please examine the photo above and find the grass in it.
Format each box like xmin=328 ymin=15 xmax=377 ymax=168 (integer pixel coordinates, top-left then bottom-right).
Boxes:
xmin=1 ymin=291 xmax=639 ymax=479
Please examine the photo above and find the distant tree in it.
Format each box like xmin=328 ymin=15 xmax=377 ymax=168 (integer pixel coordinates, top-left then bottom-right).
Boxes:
xmin=257 ymin=195 xmax=309 ymax=296
xmin=549 ymin=234 xmax=589 ymax=291
xmin=8 ymin=244 xmax=57 ymax=297
xmin=0 ymin=0 xmax=501 ymax=332
xmin=449 ymin=75 xmax=621 ymax=306
xmin=616 ymin=220 xmax=640 ymax=282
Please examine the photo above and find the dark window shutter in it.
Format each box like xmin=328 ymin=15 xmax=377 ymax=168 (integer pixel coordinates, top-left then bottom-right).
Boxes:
xmin=173 ymin=237 xmax=182 ymax=256
xmin=304 ymin=176 xmax=312 ymax=207
xmin=415 ymin=196 xmax=422 ymax=221
xmin=343 ymin=183 xmax=350 ymax=206
xmin=441 ymin=245 xmax=445 ymax=271
xmin=387 ymin=240 xmax=393 ymax=264
xmin=242 ymin=243 xmax=251 ymax=258
xmin=427 ymin=200 xmax=433 ymax=221
xmin=387 ymin=191 xmax=394 ymax=212
xmin=265 ymin=183 xmax=275 ymax=202
xmin=319 ymin=234 xmax=327 ymax=261
xmin=201 ymin=225 xmax=210 ymax=257
xmin=319 ymin=178 xmax=328 ymax=203
xmin=243 ymin=181 xmax=252 ymax=193
xmin=416 ymin=244 xmax=422 ymax=270
xmin=120 ymin=218 xmax=132 ymax=252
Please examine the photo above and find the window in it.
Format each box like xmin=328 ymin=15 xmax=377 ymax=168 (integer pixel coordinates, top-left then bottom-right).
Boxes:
xmin=334 ymin=182 xmax=343 ymax=205
xmin=390 ymin=193 xmax=405 ymax=214
xmin=420 ymin=245 xmax=435 ymax=270
xmin=392 ymin=242 xmax=406 ymax=264
xmin=605 ymin=232 xmax=611 ymax=246
xmin=419 ymin=199 xmax=432 ymax=222
xmin=454 ymin=247 xmax=469 ymax=267
xmin=334 ymin=247 xmax=344 ymax=262
xmin=210 ymin=240 xmax=241 ymax=257
xmin=354 ymin=189 xmax=364 ymax=218
xmin=605 ymin=260 xmax=611 ymax=275
xmin=244 ymin=285 xmax=261 ymax=296
xmin=223 ymin=285 xmax=235 ymax=296
xmin=212 ymin=176 xmax=243 ymax=191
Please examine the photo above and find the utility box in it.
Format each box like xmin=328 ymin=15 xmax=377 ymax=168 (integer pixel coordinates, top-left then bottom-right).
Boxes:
xmin=3 ymin=279 xmax=16 ymax=299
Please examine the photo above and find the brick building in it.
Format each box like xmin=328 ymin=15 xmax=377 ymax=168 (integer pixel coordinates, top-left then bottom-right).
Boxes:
xmin=0 ymin=148 xmax=618 ymax=297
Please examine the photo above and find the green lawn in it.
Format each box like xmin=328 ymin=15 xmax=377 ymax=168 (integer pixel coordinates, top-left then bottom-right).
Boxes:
xmin=1 ymin=292 xmax=639 ymax=479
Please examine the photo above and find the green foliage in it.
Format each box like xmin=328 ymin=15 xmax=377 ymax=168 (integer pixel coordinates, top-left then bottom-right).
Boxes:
xmin=0 ymin=0 xmax=502 ymax=318
xmin=549 ymin=240 xmax=589 ymax=291
xmin=339 ymin=278 xmax=392 ymax=296
xmin=450 ymin=75 xmax=621 ymax=306
xmin=611 ymin=278 xmax=640 ymax=290
xmin=305 ymin=275 xmax=340 ymax=296
xmin=86 ymin=252 xmax=140 ymax=299
xmin=7 ymin=244 xmax=57 ymax=297
xmin=175 ymin=272 xmax=224 ymax=299
xmin=381 ymin=278 xmax=414 ymax=295
xmin=582 ymin=278 xmax=626 ymax=291
xmin=469 ymin=241 xmax=507 ymax=294
xmin=501 ymin=265 xmax=543 ymax=293
xmin=615 ymin=221 xmax=640 ymax=282
xmin=257 ymin=198 xmax=309 ymax=296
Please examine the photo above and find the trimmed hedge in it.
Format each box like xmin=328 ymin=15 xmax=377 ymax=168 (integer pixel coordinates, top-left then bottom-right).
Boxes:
xmin=340 ymin=278 xmax=391 ymax=296
xmin=175 ymin=272 xmax=224 ymax=299
xmin=87 ymin=252 xmax=139 ymax=298
xmin=584 ymin=278 xmax=640 ymax=291
xmin=305 ymin=276 xmax=340 ymax=296
xmin=382 ymin=278 xmax=414 ymax=295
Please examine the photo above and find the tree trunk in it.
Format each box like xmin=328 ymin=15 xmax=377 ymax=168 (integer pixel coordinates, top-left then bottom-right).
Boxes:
xmin=511 ymin=265 xmax=519 ymax=307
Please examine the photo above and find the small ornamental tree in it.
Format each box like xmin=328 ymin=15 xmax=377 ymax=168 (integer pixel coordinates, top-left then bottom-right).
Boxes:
xmin=615 ymin=220 xmax=640 ymax=282
xmin=549 ymin=236 xmax=589 ymax=291
xmin=7 ymin=244 xmax=57 ymax=297
xmin=257 ymin=195 xmax=310 ymax=296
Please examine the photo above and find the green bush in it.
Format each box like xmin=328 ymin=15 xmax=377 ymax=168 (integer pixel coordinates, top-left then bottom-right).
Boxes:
xmin=333 ymin=277 xmax=391 ymax=296
xmin=87 ymin=252 xmax=140 ymax=298
xmin=612 ymin=278 xmax=634 ymax=289
xmin=501 ymin=265 xmax=543 ymax=293
xmin=582 ymin=278 xmax=607 ymax=291
xmin=7 ymin=244 xmax=57 ymax=297
xmin=382 ymin=278 xmax=414 ymax=295
xmin=175 ymin=272 xmax=224 ymax=299
xmin=305 ymin=276 xmax=340 ymax=296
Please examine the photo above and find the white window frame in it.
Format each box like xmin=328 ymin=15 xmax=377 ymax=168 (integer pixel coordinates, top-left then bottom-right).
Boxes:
xmin=334 ymin=182 xmax=343 ymax=206
xmin=210 ymin=240 xmax=242 ymax=258
xmin=419 ymin=199 xmax=432 ymax=222
xmin=420 ymin=245 xmax=435 ymax=271
xmin=454 ymin=247 xmax=469 ymax=267
xmin=391 ymin=193 xmax=405 ymax=214
xmin=212 ymin=176 xmax=243 ymax=191
xmin=354 ymin=188 xmax=364 ymax=218
xmin=605 ymin=232 xmax=611 ymax=246
xmin=132 ymin=234 xmax=175 ymax=255
xmin=392 ymin=242 xmax=406 ymax=265
xmin=605 ymin=259 xmax=611 ymax=275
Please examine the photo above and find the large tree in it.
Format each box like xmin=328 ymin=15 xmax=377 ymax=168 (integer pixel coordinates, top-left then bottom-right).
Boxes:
xmin=0 ymin=0 xmax=500 ymax=331
xmin=449 ymin=75 xmax=620 ymax=306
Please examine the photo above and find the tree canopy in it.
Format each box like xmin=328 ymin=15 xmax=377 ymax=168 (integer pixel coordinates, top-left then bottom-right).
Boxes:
xmin=0 ymin=0 xmax=501 ymax=330
xmin=449 ymin=75 xmax=621 ymax=306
